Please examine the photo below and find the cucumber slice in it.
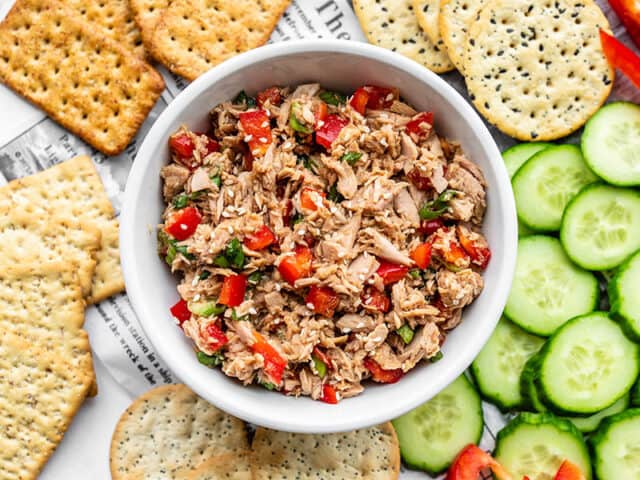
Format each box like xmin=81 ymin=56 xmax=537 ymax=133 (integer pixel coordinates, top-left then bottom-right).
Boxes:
xmin=502 ymin=142 xmax=554 ymax=178
xmin=564 ymin=394 xmax=629 ymax=434
xmin=538 ymin=312 xmax=640 ymax=415
xmin=494 ymin=412 xmax=591 ymax=480
xmin=609 ymin=249 xmax=640 ymax=342
xmin=520 ymin=353 xmax=548 ymax=413
xmin=581 ymin=101 xmax=640 ymax=186
xmin=560 ymin=184 xmax=640 ymax=270
xmin=392 ymin=375 xmax=483 ymax=475
xmin=471 ymin=317 xmax=545 ymax=410
xmin=513 ymin=145 xmax=597 ymax=231
xmin=592 ymin=409 xmax=640 ymax=480
xmin=505 ymin=236 xmax=599 ymax=336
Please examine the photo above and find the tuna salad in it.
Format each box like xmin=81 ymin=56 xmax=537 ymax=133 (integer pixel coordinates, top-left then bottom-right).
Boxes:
xmin=159 ymin=84 xmax=491 ymax=403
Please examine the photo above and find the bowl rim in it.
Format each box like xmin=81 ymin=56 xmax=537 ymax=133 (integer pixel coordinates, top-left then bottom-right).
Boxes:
xmin=121 ymin=39 xmax=517 ymax=433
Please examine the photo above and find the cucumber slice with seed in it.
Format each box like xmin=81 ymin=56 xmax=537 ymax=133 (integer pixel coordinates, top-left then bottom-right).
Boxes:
xmin=502 ymin=142 xmax=554 ymax=178
xmin=513 ymin=145 xmax=597 ymax=231
xmin=505 ymin=236 xmax=599 ymax=336
xmin=592 ymin=409 xmax=640 ymax=480
xmin=472 ymin=317 xmax=545 ymax=410
xmin=538 ymin=312 xmax=640 ymax=415
xmin=561 ymin=184 xmax=640 ymax=270
xmin=392 ymin=375 xmax=483 ymax=475
xmin=494 ymin=412 xmax=591 ymax=480
xmin=582 ymin=101 xmax=640 ymax=186
xmin=608 ymin=249 xmax=640 ymax=342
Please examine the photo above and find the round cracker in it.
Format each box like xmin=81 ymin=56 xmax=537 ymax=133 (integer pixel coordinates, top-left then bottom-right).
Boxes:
xmin=251 ymin=423 xmax=401 ymax=480
xmin=353 ymin=0 xmax=454 ymax=74
xmin=463 ymin=0 xmax=614 ymax=141
xmin=110 ymin=384 xmax=251 ymax=480
xmin=412 ymin=0 xmax=442 ymax=44
xmin=439 ymin=0 xmax=489 ymax=72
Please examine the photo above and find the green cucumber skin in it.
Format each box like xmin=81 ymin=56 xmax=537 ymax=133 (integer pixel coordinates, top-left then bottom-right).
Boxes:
xmin=537 ymin=312 xmax=640 ymax=416
xmin=495 ymin=412 xmax=592 ymax=480
xmin=608 ymin=250 xmax=640 ymax=342
xmin=565 ymin=394 xmax=630 ymax=434
xmin=392 ymin=375 xmax=483 ymax=475
xmin=591 ymin=408 xmax=640 ymax=480
xmin=560 ymin=183 xmax=640 ymax=271
xmin=520 ymin=353 xmax=548 ymax=413
xmin=502 ymin=142 xmax=554 ymax=179
xmin=581 ymin=101 xmax=640 ymax=187
xmin=632 ymin=380 xmax=640 ymax=407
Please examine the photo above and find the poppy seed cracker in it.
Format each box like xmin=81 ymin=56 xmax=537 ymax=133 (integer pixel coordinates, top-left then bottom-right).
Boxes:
xmin=439 ymin=0 xmax=490 ymax=73
xmin=413 ymin=0 xmax=443 ymax=45
xmin=463 ymin=0 xmax=613 ymax=141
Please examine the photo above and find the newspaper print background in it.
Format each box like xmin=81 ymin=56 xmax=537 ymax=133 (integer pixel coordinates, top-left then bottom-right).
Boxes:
xmin=0 ymin=0 xmax=638 ymax=478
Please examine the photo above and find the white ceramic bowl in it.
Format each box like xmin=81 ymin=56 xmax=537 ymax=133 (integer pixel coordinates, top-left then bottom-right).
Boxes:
xmin=121 ymin=40 xmax=517 ymax=433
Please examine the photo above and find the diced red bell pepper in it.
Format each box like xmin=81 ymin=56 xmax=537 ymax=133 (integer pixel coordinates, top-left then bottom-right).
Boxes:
xmin=300 ymin=187 xmax=327 ymax=211
xmin=195 ymin=131 xmax=220 ymax=156
xmin=170 ymin=298 xmax=191 ymax=325
xmin=554 ymin=460 xmax=586 ymax=480
xmin=305 ymin=286 xmax=340 ymax=317
xmin=239 ymin=110 xmax=272 ymax=157
xmin=278 ymin=245 xmax=313 ymax=284
xmin=315 ymin=114 xmax=349 ymax=149
xmin=447 ymin=444 xmax=513 ymax=480
xmin=377 ymin=261 xmax=409 ymax=285
xmin=314 ymin=101 xmax=328 ymax=129
xmin=350 ymin=87 xmax=370 ymax=115
xmin=252 ymin=331 xmax=287 ymax=385
xmin=361 ymin=287 xmax=391 ymax=313
xmin=364 ymin=85 xmax=399 ymax=110
xmin=457 ymin=227 xmax=491 ymax=269
xmin=244 ymin=225 xmax=276 ymax=251
xmin=205 ymin=322 xmax=229 ymax=352
xmin=256 ymin=86 xmax=282 ymax=107
xmin=218 ymin=274 xmax=247 ymax=307
xmin=165 ymin=206 xmax=202 ymax=241
xmin=406 ymin=112 xmax=435 ymax=139
xmin=600 ymin=30 xmax=640 ymax=89
xmin=420 ymin=218 xmax=445 ymax=236
xmin=363 ymin=357 xmax=404 ymax=384
xmin=608 ymin=0 xmax=640 ymax=49
xmin=410 ymin=242 xmax=433 ymax=269
xmin=313 ymin=346 xmax=334 ymax=370
xmin=407 ymin=167 xmax=433 ymax=191
xmin=169 ymin=132 xmax=195 ymax=159
xmin=320 ymin=384 xmax=338 ymax=404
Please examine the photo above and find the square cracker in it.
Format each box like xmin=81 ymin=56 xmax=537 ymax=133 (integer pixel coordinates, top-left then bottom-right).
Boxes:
xmin=149 ymin=0 xmax=291 ymax=81
xmin=0 ymin=156 xmax=124 ymax=304
xmin=65 ymin=0 xmax=146 ymax=58
xmin=0 ymin=0 xmax=165 ymax=155
xmin=0 ymin=264 xmax=95 ymax=480
xmin=0 ymin=209 xmax=101 ymax=298
xmin=129 ymin=0 xmax=171 ymax=51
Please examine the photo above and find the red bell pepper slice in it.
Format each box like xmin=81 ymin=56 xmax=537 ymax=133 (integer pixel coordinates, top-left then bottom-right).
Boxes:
xmin=457 ymin=227 xmax=491 ymax=269
xmin=239 ymin=110 xmax=272 ymax=157
xmin=554 ymin=460 xmax=586 ymax=480
xmin=364 ymin=85 xmax=399 ymax=109
xmin=600 ymin=30 xmax=640 ymax=89
xmin=170 ymin=298 xmax=191 ymax=325
xmin=169 ymin=132 xmax=195 ymax=159
xmin=420 ymin=218 xmax=445 ymax=236
xmin=608 ymin=0 xmax=640 ymax=49
xmin=447 ymin=444 xmax=513 ymax=480
xmin=252 ymin=331 xmax=287 ymax=384
xmin=313 ymin=346 xmax=334 ymax=370
xmin=363 ymin=357 xmax=404 ymax=384
xmin=320 ymin=384 xmax=339 ymax=404
xmin=256 ymin=86 xmax=282 ymax=107
xmin=314 ymin=101 xmax=328 ymax=129
xmin=278 ymin=245 xmax=313 ymax=284
xmin=361 ymin=287 xmax=391 ymax=313
xmin=203 ymin=136 xmax=220 ymax=156
xmin=315 ymin=114 xmax=349 ymax=149
xmin=244 ymin=225 xmax=276 ymax=251
xmin=377 ymin=260 xmax=409 ymax=285
xmin=410 ymin=242 xmax=433 ymax=269
xmin=305 ymin=286 xmax=340 ymax=317
xmin=218 ymin=274 xmax=247 ymax=307
xmin=300 ymin=187 xmax=327 ymax=211
xmin=205 ymin=322 xmax=229 ymax=352
xmin=165 ymin=206 xmax=202 ymax=241
xmin=350 ymin=87 xmax=370 ymax=115
xmin=407 ymin=167 xmax=433 ymax=191
xmin=406 ymin=112 xmax=435 ymax=139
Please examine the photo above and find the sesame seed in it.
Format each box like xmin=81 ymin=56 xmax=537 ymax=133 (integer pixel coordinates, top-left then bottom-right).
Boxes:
xmin=342 ymin=327 xmax=351 ymax=333
xmin=275 ymin=283 xmax=282 ymax=291
xmin=180 ymin=224 xmax=187 ymax=230
xmin=252 ymin=149 xmax=260 ymax=155
xmin=227 ymin=226 xmax=234 ymax=234
xmin=265 ymin=109 xmax=271 ymax=117
xmin=221 ymin=211 xmax=231 ymax=218
xmin=244 ymin=134 xmax=253 ymax=142
xmin=330 ymin=207 xmax=338 ymax=214
xmin=237 ymin=207 xmax=246 ymax=215
xmin=283 ymin=141 xmax=292 ymax=149
xmin=259 ymin=137 xmax=268 ymax=143
xmin=306 ymin=302 xmax=315 ymax=310
xmin=191 ymin=276 xmax=199 ymax=286
xmin=297 ymin=229 xmax=306 ymax=235
xmin=228 ymin=190 xmax=235 ymax=198
xmin=380 ymin=138 xmax=388 ymax=147
xmin=316 ymin=120 xmax=325 ymax=128
xmin=249 ymin=307 xmax=257 ymax=315
xmin=193 ymin=293 xmax=201 ymax=302
xmin=367 ymin=278 xmax=375 ymax=284
xmin=386 ymin=93 xmax=394 ymax=101
xmin=358 ymin=274 xmax=365 ymax=281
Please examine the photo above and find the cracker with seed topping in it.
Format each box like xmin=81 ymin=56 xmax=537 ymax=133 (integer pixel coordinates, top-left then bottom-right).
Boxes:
xmin=439 ymin=0 xmax=490 ymax=72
